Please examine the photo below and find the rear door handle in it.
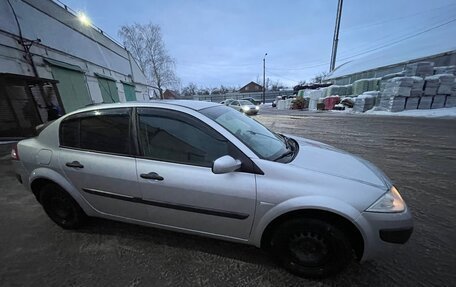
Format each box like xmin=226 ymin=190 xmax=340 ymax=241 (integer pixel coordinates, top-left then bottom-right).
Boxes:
xmin=66 ymin=161 xmax=84 ymax=168
xmin=140 ymin=172 xmax=164 ymax=181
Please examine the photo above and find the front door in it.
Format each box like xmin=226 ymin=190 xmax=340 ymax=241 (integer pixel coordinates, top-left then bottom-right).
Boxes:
xmin=135 ymin=108 xmax=256 ymax=240
xmin=58 ymin=108 xmax=147 ymax=221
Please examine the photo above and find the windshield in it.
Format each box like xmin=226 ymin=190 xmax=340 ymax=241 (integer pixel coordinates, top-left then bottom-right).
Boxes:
xmin=239 ymin=100 xmax=252 ymax=106
xmin=201 ymin=105 xmax=287 ymax=160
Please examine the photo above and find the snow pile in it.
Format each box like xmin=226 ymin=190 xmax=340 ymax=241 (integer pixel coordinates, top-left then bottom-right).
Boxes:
xmin=365 ymin=107 xmax=456 ymax=118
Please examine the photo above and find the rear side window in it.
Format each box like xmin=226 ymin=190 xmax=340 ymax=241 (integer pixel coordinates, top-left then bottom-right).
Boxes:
xmin=60 ymin=108 xmax=132 ymax=155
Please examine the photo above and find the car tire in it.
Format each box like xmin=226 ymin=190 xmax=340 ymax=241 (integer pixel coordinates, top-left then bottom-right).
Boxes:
xmin=39 ymin=183 xmax=87 ymax=229
xmin=269 ymin=218 xmax=352 ymax=278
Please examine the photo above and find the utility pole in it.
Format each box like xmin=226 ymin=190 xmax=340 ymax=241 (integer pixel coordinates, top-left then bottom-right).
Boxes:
xmin=330 ymin=0 xmax=343 ymax=72
xmin=263 ymin=53 xmax=267 ymax=104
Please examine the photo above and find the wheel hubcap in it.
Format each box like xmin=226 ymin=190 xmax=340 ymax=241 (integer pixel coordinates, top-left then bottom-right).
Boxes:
xmin=49 ymin=195 xmax=73 ymax=222
xmin=288 ymin=232 xmax=329 ymax=265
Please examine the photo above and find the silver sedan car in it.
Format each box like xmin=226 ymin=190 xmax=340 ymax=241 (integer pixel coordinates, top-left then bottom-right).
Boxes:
xmin=228 ymin=99 xmax=259 ymax=115
xmin=12 ymin=100 xmax=412 ymax=278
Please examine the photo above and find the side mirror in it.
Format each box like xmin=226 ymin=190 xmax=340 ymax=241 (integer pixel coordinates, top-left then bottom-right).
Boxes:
xmin=212 ymin=155 xmax=242 ymax=174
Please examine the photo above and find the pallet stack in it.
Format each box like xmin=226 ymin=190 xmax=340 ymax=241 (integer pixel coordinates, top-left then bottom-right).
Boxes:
xmin=404 ymin=62 xmax=434 ymax=77
xmin=378 ymin=77 xmax=413 ymax=112
xmin=353 ymin=91 xmax=380 ymax=112
xmin=405 ymin=77 xmax=424 ymax=110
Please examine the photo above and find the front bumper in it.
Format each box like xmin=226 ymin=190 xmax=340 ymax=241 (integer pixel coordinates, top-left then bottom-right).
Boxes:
xmin=356 ymin=208 xmax=413 ymax=261
xmin=244 ymin=109 xmax=259 ymax=115
xmin=379 ymin=227 xmax=413 ymax=244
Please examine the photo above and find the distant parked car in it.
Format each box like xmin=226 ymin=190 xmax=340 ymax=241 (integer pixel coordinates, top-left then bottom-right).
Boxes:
xmin=220 ymin=99 xmax=235 ymax=106
xmin=241 ymin=97 xmax=261 ymax=105
xmin=229 ymin=100 xmax=259 ymax=115
xmin=12 ymin=101 xmax=413 ymax=278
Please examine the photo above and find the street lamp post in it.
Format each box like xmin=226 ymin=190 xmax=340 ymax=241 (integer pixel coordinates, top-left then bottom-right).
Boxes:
xmin=263 ymin=53 xmax=267 ymax=104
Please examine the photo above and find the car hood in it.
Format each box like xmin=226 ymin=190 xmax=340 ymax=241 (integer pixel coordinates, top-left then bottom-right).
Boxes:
xmin=289 ymin=135 xmax=392 ymax=189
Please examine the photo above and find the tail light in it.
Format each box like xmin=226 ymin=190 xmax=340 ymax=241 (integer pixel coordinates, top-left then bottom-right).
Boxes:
xmin=11 ymin=143 xmax=19 ymax=160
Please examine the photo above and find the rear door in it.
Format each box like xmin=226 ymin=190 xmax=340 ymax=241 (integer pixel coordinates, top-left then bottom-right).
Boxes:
xmin=135 ymin=107 xmax=257 ymax=240
xmin=59 ymin=108 xmax=147 ymax=221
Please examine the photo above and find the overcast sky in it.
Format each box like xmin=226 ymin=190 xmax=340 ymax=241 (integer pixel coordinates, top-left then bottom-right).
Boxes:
xmin=63 ymin=0 xmax=456 ymax=89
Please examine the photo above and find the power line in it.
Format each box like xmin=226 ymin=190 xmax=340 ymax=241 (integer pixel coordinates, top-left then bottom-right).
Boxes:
xmin=337 ymin=16 xmax=456 ymax=62
xmin=341 ymin=2 xmax=456 ymax=33
xmin=268 ymin=16 xmax=456 ymax=71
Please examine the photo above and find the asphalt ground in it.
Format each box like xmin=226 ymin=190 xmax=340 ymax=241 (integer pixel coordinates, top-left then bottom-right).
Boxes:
xmin=1 ymin=108 xmax=455 ymax=286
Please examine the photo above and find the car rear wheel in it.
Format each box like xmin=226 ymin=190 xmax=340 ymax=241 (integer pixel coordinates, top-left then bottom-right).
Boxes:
xmin=269 ymin=218 xmax=352 ymax=278
xmin=39 ymin=183 xmax=86 ymax=229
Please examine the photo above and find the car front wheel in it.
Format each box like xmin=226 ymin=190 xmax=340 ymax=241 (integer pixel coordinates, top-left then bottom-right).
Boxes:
xmin=39 ymin=183 xmax=86 ymax=229
xmin=270 ymin=218 xmax=352 ymax=278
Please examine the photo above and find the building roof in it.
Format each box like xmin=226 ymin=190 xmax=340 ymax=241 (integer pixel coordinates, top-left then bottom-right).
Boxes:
xmin=239 ymin=81 xmax=263 ymax=90
xmin=328 ymin=20 xmax=456 ymax=79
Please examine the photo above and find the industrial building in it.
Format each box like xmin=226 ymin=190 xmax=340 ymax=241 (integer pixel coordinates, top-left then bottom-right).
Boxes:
xmin=328 ymin=19 xmax=456 ymax=85
xmin=0 ymin=0 xmax=151 ymax=137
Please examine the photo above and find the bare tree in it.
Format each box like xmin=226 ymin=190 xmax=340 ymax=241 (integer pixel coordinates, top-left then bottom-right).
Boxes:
xmin=312 ymin=71 xmax=329 ymax=83
xmin=271 ymin=79 xmax=284 ymax=91
xmin=182 ymin=82 xmax=198 ymax=97
xmin=119 ymin=23 xmax=179 ymax=99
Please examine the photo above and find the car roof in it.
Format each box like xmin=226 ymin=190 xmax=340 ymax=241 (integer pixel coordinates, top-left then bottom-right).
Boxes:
xmin=66 ymin=100 xmax=221 ymax=115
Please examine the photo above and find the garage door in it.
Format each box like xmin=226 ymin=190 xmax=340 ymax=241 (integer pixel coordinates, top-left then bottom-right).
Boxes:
xmin=96 ymin=74 xmax=119 ymax=103
xmin=122 ymin=82 xmax=136 ymax=101
xmin=46 ymin=60 xmax=92 ymax=113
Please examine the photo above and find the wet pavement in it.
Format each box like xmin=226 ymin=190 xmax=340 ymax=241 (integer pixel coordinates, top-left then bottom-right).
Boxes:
xmin=1 ymin=109 xmax=455 ymax=286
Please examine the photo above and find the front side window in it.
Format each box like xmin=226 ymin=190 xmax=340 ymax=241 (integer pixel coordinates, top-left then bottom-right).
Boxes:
xmin=60 ymin=108 xmax=131 ymax=155
xmin=137 ymin=109 xmax=230 ymax=167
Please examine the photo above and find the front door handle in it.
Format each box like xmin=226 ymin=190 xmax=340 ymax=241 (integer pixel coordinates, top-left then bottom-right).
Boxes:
xmin=66 ymin=161 xmax=84 ymax=168
xmin=140 ymin=172 xmax=164 ymax=181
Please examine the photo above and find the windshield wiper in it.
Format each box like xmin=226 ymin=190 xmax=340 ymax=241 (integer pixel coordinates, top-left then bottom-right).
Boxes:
xmin=276 ymin=133 xmax=290 ymax=149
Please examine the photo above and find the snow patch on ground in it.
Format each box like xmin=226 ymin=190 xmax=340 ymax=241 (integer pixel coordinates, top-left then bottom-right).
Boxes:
xmin=364 ymin=107 xmax=456 ymax=118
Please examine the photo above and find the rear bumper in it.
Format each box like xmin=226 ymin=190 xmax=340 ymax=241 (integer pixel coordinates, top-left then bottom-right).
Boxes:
xmin=356 ymin=208 xmax=413 ymax=261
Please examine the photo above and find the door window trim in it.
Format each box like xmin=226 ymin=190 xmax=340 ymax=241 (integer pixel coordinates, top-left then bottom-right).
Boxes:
xmin=59 ymin=107 xmax=138 ymax=157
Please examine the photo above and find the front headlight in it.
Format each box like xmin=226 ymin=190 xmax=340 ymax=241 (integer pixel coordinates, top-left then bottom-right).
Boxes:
xmin=242 ymin=106 xmax=250 ymax=111
xmin=366 ymin=186 xmax=406 ymax=213
xmin=255 ymin=106 xmax=260 ymax=110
